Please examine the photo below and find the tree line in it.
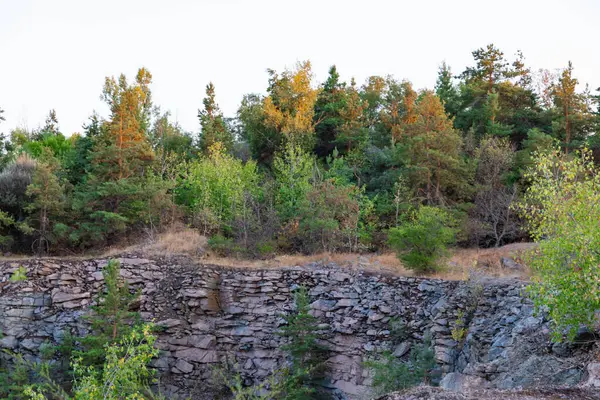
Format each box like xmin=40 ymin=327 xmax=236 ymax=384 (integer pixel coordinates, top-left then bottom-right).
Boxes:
xmin=0 ymin=44 xmax=598 ymax=257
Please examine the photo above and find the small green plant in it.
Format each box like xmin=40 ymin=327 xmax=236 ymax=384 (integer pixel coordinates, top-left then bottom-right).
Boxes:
xmin=388 ymin=206 xmax=458 ymax=274
xmin=364 ymin=332 xmax=436 ymax=396
xmin=255 ymin=240 xmax=276 ymax=258
xmin=208 ymin=234 xmax=241 ymax=257
xmin=389 ymin=317 xmax=409 ymax=344
xmin=25 ymin=323 xmax=162 ymax=400
xmin=451 ymin=310 xmax=467 ymax=342
xmin=10 ymin=266 xmax=27 ymax=282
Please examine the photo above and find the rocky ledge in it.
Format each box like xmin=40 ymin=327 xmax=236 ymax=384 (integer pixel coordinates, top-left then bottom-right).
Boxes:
xmin=379 ymin=386 xmax=600 ymax=400
xmin=0 ymin=255 xmax=596 ymax=399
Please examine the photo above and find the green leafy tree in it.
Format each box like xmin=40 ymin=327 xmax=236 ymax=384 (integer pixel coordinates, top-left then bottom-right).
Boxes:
xmin=238 ymin=93 xmax=279 ymax=165
xmin=176 ymin=142 xmax=260 ymax=235
xmin=272 ymin=144 xmax=314 ymax=224
xmin=298 ymin=179 xmax=360 ymax=253
xmin=521 ymin=148 xmax=600 ymax=341
xmin=25 ymin=324 xmax=160 ymax=400
xmin=198 ymin=82 xmax=234 ymax=154
xmin=25 ymin=149 xmax=66 ymax=255
xmin=388 ymin=206 xmax=458 ymax=273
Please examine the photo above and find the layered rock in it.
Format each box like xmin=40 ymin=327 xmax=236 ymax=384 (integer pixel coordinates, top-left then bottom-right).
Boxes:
xmin=0 ymin=256 xmax=590 ymax=399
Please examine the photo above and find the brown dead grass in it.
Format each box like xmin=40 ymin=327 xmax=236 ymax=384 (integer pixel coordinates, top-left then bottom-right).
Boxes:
xmin=0 ymin=223 xmax=535 ymax=282
xmin=143 ymin=225 xmax=207 ymax=256
xmin=201 ymin=243 xmax=534 ymax=281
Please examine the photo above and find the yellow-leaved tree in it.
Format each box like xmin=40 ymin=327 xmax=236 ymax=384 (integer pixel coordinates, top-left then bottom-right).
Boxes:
xmin=263 ymin=60 xmax=320 ymax=152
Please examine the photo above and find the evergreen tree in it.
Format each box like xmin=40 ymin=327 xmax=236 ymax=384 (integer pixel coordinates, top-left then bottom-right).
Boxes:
xmin=69 ymin=69 xmax=172 ymax=247
xmin=401 ymin=91 xmax=468 ymax=205
xmin=435 ymin=62 xmax=459 ymax=117
xmin=78 ymin=259 xmax=139 ymax=368
xmin=42 ymin=109 xmax=59 ymax=136
xmin=461 ymin=44 xmax=510 ymax=93
xmin=551 ymin=61 xmax=592 ymax=153
xmin=336 ymin=80 xmax=368 ymax=155
xmin=96 ymin=67 xmax=154 ymax=180
xmin=279 ymin=286 xmax=329 ymax=399
xmin=314 ymin=65 xmax=347 ymax=157
xmin=198 ymin=82 xmax=234 ymax=154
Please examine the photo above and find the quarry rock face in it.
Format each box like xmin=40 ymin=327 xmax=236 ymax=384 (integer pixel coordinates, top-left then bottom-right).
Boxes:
xmin=0 ymin=256 xmax=590 ymax=399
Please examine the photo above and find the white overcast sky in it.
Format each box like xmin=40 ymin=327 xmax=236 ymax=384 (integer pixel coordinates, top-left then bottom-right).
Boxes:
xmin=1 ymin=0 xmax=599 ymax=136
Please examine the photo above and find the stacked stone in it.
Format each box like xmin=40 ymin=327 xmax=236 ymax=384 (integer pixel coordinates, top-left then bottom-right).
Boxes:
xmin=0 ymin=257 xmax=587 ymax=399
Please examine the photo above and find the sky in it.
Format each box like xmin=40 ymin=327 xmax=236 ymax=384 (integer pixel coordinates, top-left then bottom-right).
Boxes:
xmin=1 ymin=0 xmax=599 ymax=136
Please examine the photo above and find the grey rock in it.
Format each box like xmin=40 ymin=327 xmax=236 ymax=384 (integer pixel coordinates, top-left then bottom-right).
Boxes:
xmin=393 ymin=341 xmax=411 ymax=357
xmin=51 ymin=291 xmax=90 ymax=304
xmin=440 ymin=372 xmax=490 ymax=392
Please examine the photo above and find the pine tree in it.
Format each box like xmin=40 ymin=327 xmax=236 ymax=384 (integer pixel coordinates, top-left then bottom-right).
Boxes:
xmin=96 ymin=68 xmax=154 ymax=180
xmin=461 ymin=44 xmax=509 ymax=93
xmin=70 ymin=69 xmax=172 ymax=247
xmin=42 ymin=109 xmax=59 ymax=135
xmin=435 ymin=62 xmax=459 ymax=117
xmin=198 ymin=82 xmax=234 ymax=154
xmin=335 ymin=80 xmax=368 ymax=155
xmin=552 ymin=61 xmax=579 ymax=153
xmin=78 ymin=259 xmax=139 ymax=368
xmin=279 ymin=286 xmax=329 ymax=399
xmin=314 ymin=65 xmax=347 ymax=157
xmin=402 ymin=91 xmax=467 ymax=205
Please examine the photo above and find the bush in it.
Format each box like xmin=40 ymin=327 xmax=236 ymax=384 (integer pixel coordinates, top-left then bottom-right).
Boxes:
xmin=208 ymin=234 xmax=240 ymax=257
xmin=25 ymin=324 xmax=160 ymax=400
xmin=388 ymin=206 xmax=458 ymax=273
xmin=521 ymin=148 xmax=600 ymax=341
xmin=176 ymin=142 xmax=261 ymax=234
xmin=364 ymin=333 xmax=436 ymax=396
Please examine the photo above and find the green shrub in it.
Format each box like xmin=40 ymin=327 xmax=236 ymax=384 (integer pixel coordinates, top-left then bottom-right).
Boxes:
xmin=255 ymin=240 xmax=277 ymax=258
xmin=25 ymin=324 xmax=161 ymax=400
xmin=388 ymin=206 xmax=458 ymax=273
xmin=521 ymin=148 xmax=600 ymax=341
xmin=364 ymin=333 xmax=436 ymax=396
xmin=10 ymin=266 xmax=28 ymax=282
xmin=208 ymin=234 xmax=240 ymax=257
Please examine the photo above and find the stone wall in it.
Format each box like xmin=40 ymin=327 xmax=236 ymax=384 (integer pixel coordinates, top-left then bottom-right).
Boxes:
xmin=0 ymin=256 xmax=587 ymax=399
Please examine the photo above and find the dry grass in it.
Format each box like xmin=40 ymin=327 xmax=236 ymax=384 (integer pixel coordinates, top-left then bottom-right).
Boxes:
xmin=142 ymin=225 xmax=207 ymax=256
xmin=0 ymin=222 xmax=535 ymax=282
xmin=201 ymin=242 xmax=535 ymax=281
